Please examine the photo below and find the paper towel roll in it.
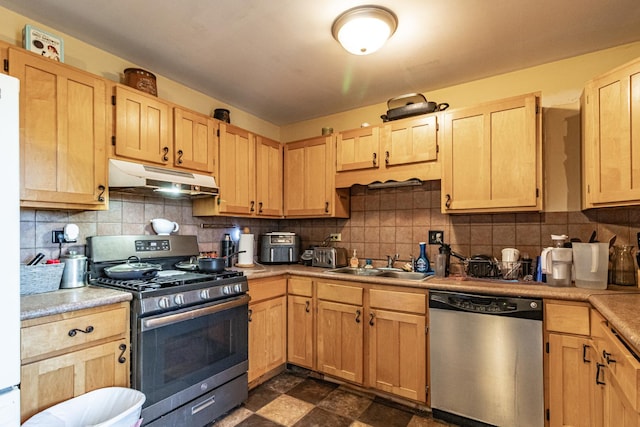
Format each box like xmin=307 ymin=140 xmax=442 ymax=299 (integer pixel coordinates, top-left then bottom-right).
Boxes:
xmin=237 ymin=234 xmax=255 ymax=267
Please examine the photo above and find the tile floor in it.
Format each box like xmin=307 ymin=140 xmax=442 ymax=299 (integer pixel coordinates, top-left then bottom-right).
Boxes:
xmin=210 ymin=370 xmax=455 ymax=427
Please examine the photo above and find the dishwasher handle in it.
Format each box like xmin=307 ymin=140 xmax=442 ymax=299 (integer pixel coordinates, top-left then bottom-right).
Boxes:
xmin=429 ymin=290 xmax=543 ymax=321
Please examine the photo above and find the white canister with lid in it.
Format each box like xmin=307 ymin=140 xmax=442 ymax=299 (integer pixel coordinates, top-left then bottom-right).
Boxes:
xmin=60 ymin=251 xmax=87 ymax=288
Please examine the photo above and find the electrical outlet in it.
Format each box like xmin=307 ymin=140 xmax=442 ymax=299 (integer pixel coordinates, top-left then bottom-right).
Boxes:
xmin=329 ymin=233 xmax=342 ymax=242
xmin=52 ymin=230 xmax=65 ymax=243
xmin=428 ymin=230 xmax=444 ymax=245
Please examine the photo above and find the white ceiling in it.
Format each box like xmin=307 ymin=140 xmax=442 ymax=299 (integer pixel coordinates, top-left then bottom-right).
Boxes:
xmin=2 ymin=0 xmax=640 ymax=125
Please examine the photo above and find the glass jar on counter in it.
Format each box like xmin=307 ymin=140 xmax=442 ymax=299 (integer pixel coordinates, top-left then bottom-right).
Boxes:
xmin=611 ymin=245 xmax=637 ymax=286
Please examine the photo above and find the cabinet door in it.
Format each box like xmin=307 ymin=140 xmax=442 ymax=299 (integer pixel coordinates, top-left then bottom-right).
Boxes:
xmin=584 ymin=60 xmax=640 ymax=206
xmin=548 ymin=333 xmax=594 ymax=427
xmin=218 ymin=123 xmax=256 ymax=215
xmin=595 ymin=362 xmax=640 ymax=427
xmin=287 ymin=294 xmax=314 ymax=369
xmin=316 ymin=300 xmax=363 ymax=384
xmin=173 ymin=107 xmax=217 ymax=174
xmin=256 ymin=135 xmax=283 ymax=216
xmin=382 ymin=115 xmax=438 ymax=166
xmin=368 ymin=308 xmax=426 ymax=402
xmin=248 ymin=296 xmax=287 ymax=383
xmin=284 ymin=136 xmax=332 ymax=216
xmin=442 ymin=93 xmax=541 ymax=213
xmin=9 ymin=48 xmax=108 ymax=209
xmin=336 ymin=126 xmax=380 ymax=172
xmin=20 ymin=339 xmax=129 ymax=423
xmin=114 ymin=85 xmax=172 ymax=165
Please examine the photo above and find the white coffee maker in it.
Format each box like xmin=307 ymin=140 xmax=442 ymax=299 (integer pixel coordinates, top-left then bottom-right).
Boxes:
xmin=541 ymin=234 xmax=572 ymax=286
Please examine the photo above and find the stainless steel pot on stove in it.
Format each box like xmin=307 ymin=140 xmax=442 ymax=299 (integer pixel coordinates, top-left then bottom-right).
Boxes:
xmin=103 ymin=256 xmax=162 ymax=279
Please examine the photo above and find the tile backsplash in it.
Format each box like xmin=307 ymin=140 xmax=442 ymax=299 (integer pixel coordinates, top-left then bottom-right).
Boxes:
xmin=20 ymin=184 xmax=640 ymax=267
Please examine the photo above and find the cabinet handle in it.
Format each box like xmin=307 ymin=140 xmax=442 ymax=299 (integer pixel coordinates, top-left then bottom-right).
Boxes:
xmin=582 ymin=344 xmax=591 ymax=363
xmin=97 ymin=185 xmax=106 ymax=202
xmin=372 ymin=152 xmax=377 ymax=166
xmin=305 ymin=301 xmax=310 ymax=313
xmin=325 ymin=201 xmax=329 ymax=213
xmin=445 ymin=194 xmax=452 ymax=209
xmin=248 ymin=309 xmax=253 ymax=322
xmin=385 ymin=151 xmax=390 ymax=165
xmin=369 ymin=312 xmax=375 ymax=326
xmin=596 ymin=362 xmax=606 ymax=385
xmin=355 ymin=309 xmax=361 ymax=323
xmin=118 ymin=343 xmax=127 ymax=364
xmin=177 ymin=149 xmax=184 ymax=164
xmin=68 ymin=325 xmax=94 ymax=337
xmin=162 ymin=146 xmax=170 ymax=162
xmin=250 ymin=201 xmax=255 ymax=212
xmin=258 ymin=202 xmax=263 ymax=214
xmin=603 ymin=350 xmax=617 ymax=365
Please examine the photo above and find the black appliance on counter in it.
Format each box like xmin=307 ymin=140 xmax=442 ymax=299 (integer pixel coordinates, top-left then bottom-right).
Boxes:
xmin=87 ymin=235 xmax=248 ymax=427
xmin=259 ymin=231 xmax=300 ymax=264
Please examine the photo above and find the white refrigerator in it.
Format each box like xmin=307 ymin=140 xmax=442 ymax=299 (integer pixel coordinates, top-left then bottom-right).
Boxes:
xmin=0 ymin=73 xmax=21 ymax=425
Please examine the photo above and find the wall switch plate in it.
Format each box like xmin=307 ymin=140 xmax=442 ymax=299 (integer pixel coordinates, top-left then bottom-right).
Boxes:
xmin=428 ymin=230 xmax=444 ymax=245
xmin=329 ymin=233 xmax=342 ymax=242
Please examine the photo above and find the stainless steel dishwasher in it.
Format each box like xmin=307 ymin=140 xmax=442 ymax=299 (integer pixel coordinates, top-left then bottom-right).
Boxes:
xmin=428 ymin=290 xmax=544 ymax=427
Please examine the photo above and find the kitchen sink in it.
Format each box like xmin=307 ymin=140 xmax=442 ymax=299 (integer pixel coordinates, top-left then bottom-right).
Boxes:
xmin=325 ymin=267 xmax=383 ymax=276
xmin=377 ymin=271 xmax=432 ymax=280
xmin=324 ymin=267 xmax=432 ymax=281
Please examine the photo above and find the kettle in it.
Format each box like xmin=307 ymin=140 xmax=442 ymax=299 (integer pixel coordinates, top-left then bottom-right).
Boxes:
xmin=59 ymin=251 xmax=87 ymax=289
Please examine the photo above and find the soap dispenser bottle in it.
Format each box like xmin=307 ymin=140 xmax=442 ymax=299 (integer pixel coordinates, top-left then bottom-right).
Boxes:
xmin=350 ymin=250 xmax=359 ymax=268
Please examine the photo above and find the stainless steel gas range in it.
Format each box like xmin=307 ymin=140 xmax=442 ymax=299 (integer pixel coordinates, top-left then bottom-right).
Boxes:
xmin=87 ymin=235 xmax=249 ymax=427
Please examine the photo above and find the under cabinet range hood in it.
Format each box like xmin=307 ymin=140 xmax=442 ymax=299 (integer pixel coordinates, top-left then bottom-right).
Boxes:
xmin=109 ymin=159 xmax=218 ymax=198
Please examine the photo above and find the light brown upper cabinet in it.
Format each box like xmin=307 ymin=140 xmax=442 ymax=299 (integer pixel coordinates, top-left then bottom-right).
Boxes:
xmin=441 ymin=92 xmax=542 ymax=213
xmin=8 ymin=47 xmax=109 ymax=210
xmin=284 ymin=135 xmax=349 ymax=218
xmin=113 ymin=85 xmax=218 ymax=175
xmin=113 ymin=85 xmax=173 ymax=166
xmin=173 ymin=107 xmax=218 ymax=174
xmin=255 ymin=135 xmax=284 ymax=217
xmin=193 ymin=124 xmax=283 ymax=217
xmin=336 ymin=126 xmax=381 ymax=173
xmin=335 ymin=115 xmax=441 ymax=187
xmin=582 ymin=56 xmax=640 ymax=208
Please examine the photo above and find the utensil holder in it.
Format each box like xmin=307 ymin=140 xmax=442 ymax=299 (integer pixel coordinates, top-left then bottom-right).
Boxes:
xmin=20 ymin=263 xmax=65 ymax=295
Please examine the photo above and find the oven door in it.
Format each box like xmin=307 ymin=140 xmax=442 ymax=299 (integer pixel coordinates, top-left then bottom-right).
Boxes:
xmin=136 ymin=294 xmax=249 ymax=423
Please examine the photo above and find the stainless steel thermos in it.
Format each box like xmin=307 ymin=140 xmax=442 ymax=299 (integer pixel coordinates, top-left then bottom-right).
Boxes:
xmin=220 ymin=234 xmax=235 ymax=268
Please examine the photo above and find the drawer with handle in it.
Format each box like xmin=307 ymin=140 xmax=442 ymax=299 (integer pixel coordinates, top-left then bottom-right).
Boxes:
xmin=21 ymin=303 xmax=128 ymax=362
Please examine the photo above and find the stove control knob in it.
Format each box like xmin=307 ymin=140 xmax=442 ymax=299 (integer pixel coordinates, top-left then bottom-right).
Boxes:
xmin=200 ymin=289 xmax=210 ymax=299
xmin=174 ymin=294 xmax=185 ymax=305
xmin=158 ymin=297 xmax=171 ymax=309
xmin=223 ymin=286 xmax=231 ymax=295
xmin=234 ymin=284 xmax=243 ymax=293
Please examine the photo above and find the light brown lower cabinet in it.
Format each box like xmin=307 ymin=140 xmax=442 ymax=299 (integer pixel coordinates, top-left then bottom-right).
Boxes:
xmin=317 ymin=299 xmax=364 ymax=384
xmin=547 ymin=333 xmax=594 ymax=427
xmin=287 ymin=277 xmax=314 ymax=369
xmin=591 ymin=309 xmax=640 ymax=427
xmin=20 ymin=302 xmax=130 ymax=423
xmin=368 ymin=289 xmax=427 ymax=403
xmin=247 ymin=277 xmax=287 ymax=384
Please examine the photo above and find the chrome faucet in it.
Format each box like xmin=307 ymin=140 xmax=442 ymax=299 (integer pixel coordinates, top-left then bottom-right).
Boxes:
xmin=386 ymin=254 xmax=399 ymax=268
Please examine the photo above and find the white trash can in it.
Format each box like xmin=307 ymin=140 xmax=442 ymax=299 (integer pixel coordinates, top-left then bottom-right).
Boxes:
xmin=22 ymin=387 xmax=145 ymax=427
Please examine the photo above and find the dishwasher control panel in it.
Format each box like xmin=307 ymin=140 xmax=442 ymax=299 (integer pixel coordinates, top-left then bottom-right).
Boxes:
xmin=429 ymin=290 xmax=543 ymax=320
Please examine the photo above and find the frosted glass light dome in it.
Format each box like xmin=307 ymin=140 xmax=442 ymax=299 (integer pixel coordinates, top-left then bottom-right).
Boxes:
xmin=332 ymin=6 xmax=398 ymax=55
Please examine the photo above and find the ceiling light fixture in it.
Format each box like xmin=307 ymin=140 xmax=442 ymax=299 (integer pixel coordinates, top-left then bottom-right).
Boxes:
xmin=332 ymin=5 xmax=398 ymax=55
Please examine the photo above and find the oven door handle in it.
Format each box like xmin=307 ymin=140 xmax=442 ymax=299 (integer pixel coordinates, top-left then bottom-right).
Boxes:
xmin=141 ymin=294 xmax=251 ymax=331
